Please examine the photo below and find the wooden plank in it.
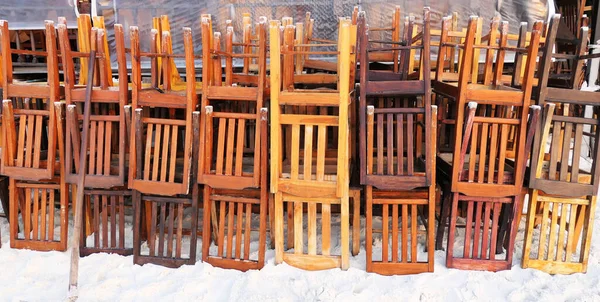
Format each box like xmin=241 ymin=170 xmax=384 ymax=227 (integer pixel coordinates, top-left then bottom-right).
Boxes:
xmin=538 ymin=201 xmax=550 ymax=260
xmin=227 ymin=202 xmax=235 ymax=258
xmin=290 ymin=125 xmax=300 ymax=180
xmin=478 ymin=123 xmax=489 ymax=183
xmin=176 ymin=203 xmax=183 ymax=258
xmin=216 ymin=119 xmax=227 ymax=175
xmin=167 ymin=202 xmax=175 ymax=258
xmin=464 ymin=201 xmax=474 ymax=258
xmin=111 ymin=196 xmax=117 ymax=248
xmin=96 ymin=121 xmax=105 ymax=175
xmin=316 ymin=126 xmax=327 ymax=181
xmin=407 ymin=114 xmax=414 ymax=175
xmin=548 ymin=202 xmax=559 ymax=261
xmin=482 ymin=202 xmax=491 ymax=259
xmin=382 ymin=204 xmax=389 ymax=262
xmin=244 ymin=203 xmax=251 ymax=260
xmin=473 ymin=202 xmax=483 ymax=258
xmin=169 ymin=126 xmax=178 ymax=183
xmin=40 ymin=189 xmax=47 ymax=241
xmin=235 ymin=119 xmax=246 ymax=176
xmin=104 ymin=121 xmax=112 ymax=176
xmin=387 ymin=114 xmax=394 ymax=175
xmin=322 ymin=203 xmax=331 ymax=256
xmin=556 ymin=202 xmax=568 ymax=262
xmin=102 ymin=196 xmax=108 ymax=248
xmin=226 ymin=119 xmax=236 ymax=176
xmin=236 ymin=202 xmax=243 ymax=259
xmin=160 ymin=125 xmax=170 ymax=182
xmin=565 ymin=204 xmax=578 ymax=262
xmin=218 ymin=201 xmax=226 ymax=257
xmin=143 ymin=123 xmax=153 ymax=180
xmin=397 ymin=114 xmax=404 ymax=175
xmin=294 ymin=201 xmax=303 ymax=254
xmin=32 ymin=189 xmax=39 ymax=240
xmin=32 ymin=115 xmax=43 ymax=168
xmin=308 ymin=202 xmax=317 ymax=255
xmin=89 ymin=121 xmax=97 ymax=174
xmin=401 ymin=204 xmax=408 ymax=263
xmin=24 ymin=115 xmax=35 ymax=168
xmin=377 ymin=114 xmax=384 ymax=174
xmin=489 ymin=203 xmax=501 ymax=260
xmin=392 ymin=204 xmax=399 ymax=263
xmin=152 ymin=124 xmax=162 ymax=181
xmin=304 ymin=125 xmax=313 ymax=180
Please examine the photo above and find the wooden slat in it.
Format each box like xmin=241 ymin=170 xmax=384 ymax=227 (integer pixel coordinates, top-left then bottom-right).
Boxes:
xmin=49 ymin=190 xmax=55 ymax=241
xmin=89 ymin=121 xmax=97 ymax=174
xmin=94 ymin=195 xmax=100 ymax=248
xmin=169 ymin=126 xmax=178 ymax=183
xmin=473 ymin=202 xmax=483 ymax=258
xmin=236 ymin=202 xmax=243 ymax=259
xmin=152 ymin=124 xmax=162 ymax=181
xmin=217 ymin=201 xmax=226 ymax=257
xmin=226 ymin=119 xmax=236 ymax=176
xmin=391 ymin=204 xmax=399 ymax=262
xmin=120 ymin=197 xmax=125 ymax=249
xmin=308 ymin=202 xmax=317 ymax=255
xmin=382 ymin=204 xmax=389 ymax=263
xmin=290 ymin=125 xmax=300 ymax=180
xmin=111 ymin=196 xmax=117 ymax=248
xmin=401 ymin=204 xmax=408 ymax=263
xmin=488 ymin=124 xmax=499 ymax=183
xmin=322 ymin=203 xmax=331 ymax=256
xmin=96 ymin=121 xmax=105 ymax=175
xmin=548 ymin=202 xmax=559 ymax=261
xmin=387 ymin=114 xmax=394 ymax=175
xmin=16 ymin=116 xmax=26 ymax=167
xmin=32 ymin=189 xmax=39 ymax=240
xmin=482 ymin=202 xmax=491 ymax=259
xmin=556 ymin=202 xmax=568 ymax=262
xmin=227 ymin=202 xmax=235 ymax=258
xmin=33 ymin=115 xmax=43 ymax=168
xmin=538 ymin=202 xmax=550 ymax=260
xmin=216 ymin=119 xmax=227 ymax=175
xmin=176 ymin=203 xmax=183 ymax=258
xmin=411 ymin=204 xmax=417 ymax=262
xmin=102 ymin=196 xmax=109 ymax=248
xmin=559 ymin=123 xmax=573 ymax=181
xmin=294 ymin=201 xmax=303 ymax=254
xmin=160 ymin=125 xmax=170 ymax=182
xmin=497 ymin=124 xmax=508 ymax=184
xmin=304 ymin=125 xmax=314 ymax=180
xmin=478 ymin=123 xmax=489 ymax=183
xmin=469 ymin=124 xmax=479 ymax=182
xmin=104 ymin=121 xmax=112 ymax=176
xmin=143 ymin=123 xmax=153 ymax=180
xmin=489 ymin=203 xmax=501 ymax=260
xmin=397 ymin=114 xmax=404 ymax=175
xmin=565 ymin=204 xmax=578 ymax=262
xmin=464 ymin=201 xmax=474 ymax=258
xmin=235 ymin=119 xmax=246 ymax=176
xmin=244 ymin=203 xmax=251 ymax=260
xmin=548 ymin=121 xmax=561 ymax=180
xmin=158 ymin=202 xmax=166 ymax=256
xmin=40 ymin=189 xmax=47 ymax=241
xmin=167 ymin=202 xmax=175 ymax=257
xmin=24 ymin=188 xmax=31 ymax=240
xmin=571 ymin=124 xmax=583 ymax=183
xmin=25 ymin=115 xmax=35 ymax=168
xmin=377 ymin=114 xmax=384 ymax=174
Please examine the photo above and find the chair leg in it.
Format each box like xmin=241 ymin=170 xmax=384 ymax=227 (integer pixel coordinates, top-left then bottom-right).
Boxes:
xmin=435 ymin=184 xmax=451 ymax=250
xmin=351 ymin=189 xmax=360 ymax=256
xmin=268 ymin=193 xmax=275 ymax=249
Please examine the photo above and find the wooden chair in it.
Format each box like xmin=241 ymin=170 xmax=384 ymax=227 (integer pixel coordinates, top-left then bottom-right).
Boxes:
xmin=270 ymin=18 xmax=359 ymax=271
xmin=358 ymin=7 xmax=437 ymax=275
xmin=198 ymin=16 xmax=269 ymax=271
xmin=1 ymin=20 xmax=61 ymax=181
xmin=57 ymin=22 xmax=132 ymax=256
xmin=1 ymin=21 xmax=69 ymax=251
xmin=129 ymin=26 xmax=200 ymax=268
xmin=435 ymin=17 xmax=543 ymax=271
xmin=522 ymin=20 xmax=600 ymax=275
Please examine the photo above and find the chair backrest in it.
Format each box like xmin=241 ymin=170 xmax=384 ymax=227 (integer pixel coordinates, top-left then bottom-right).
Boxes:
xmin=449 ymin=17 xmax=542 ymax=197
xmin=0 ymin=20 xmax=60 ymax=181
xmin=128 ymin=26 xmax=198 ymax=196
xmin=358 ymin=8 xmax=434 ymax=190
xmin=198 ymin=16 xmax=268 ymax=190
xmin=530 ymin=15 xmax=600 ymax=198
xmin=151 ymin=15 xmax=183 ymax=88
xmin=270 ymin=18 xmax=354 ymax=198
xmin=352 ymin=6 xmax=402 ymax=66
xmin=58 ymin=21 xmax=129 ymax=188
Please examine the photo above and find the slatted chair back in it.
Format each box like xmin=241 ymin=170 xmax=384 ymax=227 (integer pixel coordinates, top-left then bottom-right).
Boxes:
xmin=358 ymin=8 xmax=433 ymax=189
xmin=270 ymin=18 xmax=354 ymax=270
xmin=80 ymin=189 xmax=132 ymax=256
xmin=128 ymin=26 xmax=198 ymax=196
xmin=523 ymin=101 xmax=600 ymax=274
xmin=449 ymin=18 xmax=542 ymax=198
xmin=271 ymin=18 xmax=353 ymax=198
xmin=72 ymin=14 xmax=114 ymax=86
xmin=199 ymin=17 xmax=267 ymax=190
xmin=531 ymin=20 xmax=599 ymax=198
xmin=8 ymin=102 xmax=68 ymax=251
xmin=151 ymin=15 xmax=185 ymax=89
xmin=0 ymin=20 xmax=60 ymax=181
xmin=58 ymin=23 xmax=129 ymax=188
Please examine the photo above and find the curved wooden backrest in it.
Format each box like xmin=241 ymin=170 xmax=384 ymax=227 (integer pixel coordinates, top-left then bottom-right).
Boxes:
xmin=270 ymin=18 xmax=353 ymax=198
xmin=198 ymin=16 xmax=268 ymax=190
xmin=449 ymin=17 xmax=542 ymax=198
xmin=128 ymin=26 xmax=198 ymax=196
xmin=0 ymin=20 xmax=61 ymax=181
xmin=58 ymin=21 xmax=129 ymax=188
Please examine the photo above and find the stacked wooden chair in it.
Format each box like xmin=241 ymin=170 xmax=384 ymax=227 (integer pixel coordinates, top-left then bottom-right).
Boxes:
xmin=198 ymin=16 xmax=269 ymax=271
xmin=128 ymin=23 xmax=201 ymax=267
xmin=0 ymin=20 xmax=68 ymax=251
xmin=358 ymin=8 xmax=437 ymax=275
xmin=270 ymin=17 xmax=359 ymax=271
xmin=522 ymin=16 xmax=600 ymax=275
xmin=57 ymin=16 xmax=133 ymax=256
xmin=434 ymin=16 xmax=542 ymax=271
